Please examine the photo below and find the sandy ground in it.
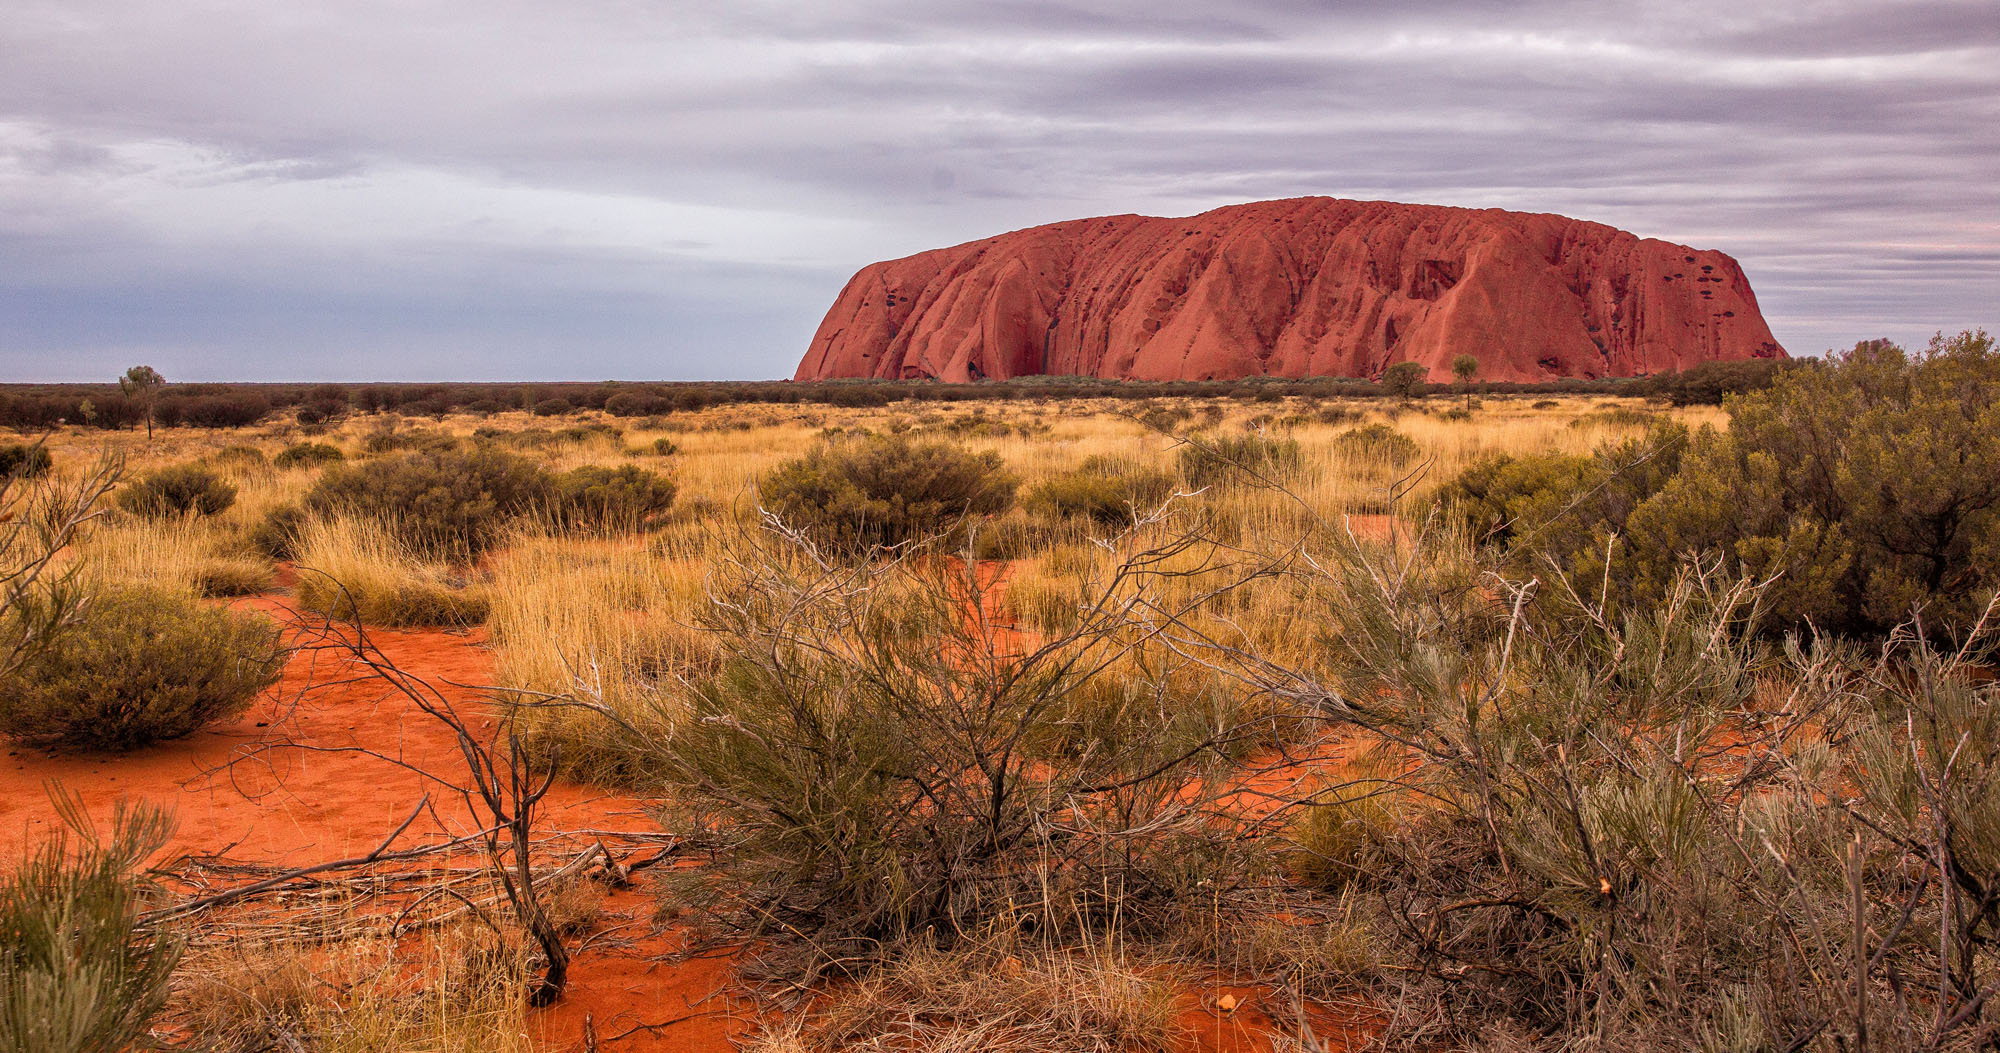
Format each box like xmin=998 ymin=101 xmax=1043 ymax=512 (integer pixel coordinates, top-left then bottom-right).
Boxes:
xmin=0 ymin=589 xmax=1373 ymax=1052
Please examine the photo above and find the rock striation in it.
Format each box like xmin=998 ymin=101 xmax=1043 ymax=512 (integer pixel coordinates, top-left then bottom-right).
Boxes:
xmin=795 ymin=197 xmax=1785 ymax=383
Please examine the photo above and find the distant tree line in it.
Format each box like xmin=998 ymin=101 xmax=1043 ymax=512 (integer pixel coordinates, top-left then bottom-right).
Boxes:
xmin=0 ymin=358 xmax=1804 ymax=432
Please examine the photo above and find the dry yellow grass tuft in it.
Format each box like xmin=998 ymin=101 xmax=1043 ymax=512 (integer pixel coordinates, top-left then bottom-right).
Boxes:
xmin=293 ymin=516 xmax=490 ymax=627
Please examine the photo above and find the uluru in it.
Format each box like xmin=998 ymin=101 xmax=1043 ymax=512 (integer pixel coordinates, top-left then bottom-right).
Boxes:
xmin=795 ymin=197 xmax=1786 ymax=383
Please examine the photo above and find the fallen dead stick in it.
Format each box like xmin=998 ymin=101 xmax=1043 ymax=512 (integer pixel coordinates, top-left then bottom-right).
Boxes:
xmin=142 ymin=797 xmax=504 ymax=923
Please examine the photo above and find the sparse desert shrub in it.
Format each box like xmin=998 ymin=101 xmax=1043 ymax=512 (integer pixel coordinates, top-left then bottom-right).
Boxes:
xmin=305 ymin=448 xmax=554 ymax=559
xmin=273 ymin=441 xmax=345 ymax=468
xmin=1175 ymin=431 xmax=1302 ymax=489
xmin=1531 ymin=399 xmax=1561 ymax=409
xmin=115 ymin=463 xmax=238 ymax=519
xmin=0 ymin=586 xmax=283 ymax=751
xmin=649 ymin=437 xmax=679 ymax=457
xmin=1023 ymin=455 xmax=1175 ymax=526
xmin=655 ymin=528 xmax=1245 ymax=957
xmin=1330 ymin=423 xmax=1420 ymax=468
xmin=0 ymin=791 xmax=181 ymax=1053
xmin=294 ymin=518 xmax=490 ymax=628
xmin=0 ymin=442 xmax=51 ymax=479
xmin=760 ymin=434 xmax=1017 ymax=556
xmin=1313 ymin=405 xmax=1364 ymax=426
xmin=1437 ymin=422 xmax=1687 ymax=589
xmin=542 ymin=465 xmax=677 ymax=534
xmin=530 ymin=398 xmax=571 ymax=417
xmin=1566 ymin=404 xmax=1657 ymax=429
xmin=209 ymin=444 xmax=268 ymax=472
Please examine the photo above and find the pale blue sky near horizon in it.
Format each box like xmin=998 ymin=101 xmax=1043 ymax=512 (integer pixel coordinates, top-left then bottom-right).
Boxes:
xmin=3 ymin=1 xmax=1995 ymax=382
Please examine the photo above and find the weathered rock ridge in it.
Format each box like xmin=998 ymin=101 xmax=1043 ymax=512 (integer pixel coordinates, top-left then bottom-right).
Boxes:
xmin=794 ymin=197 xmax=1786 ymax=383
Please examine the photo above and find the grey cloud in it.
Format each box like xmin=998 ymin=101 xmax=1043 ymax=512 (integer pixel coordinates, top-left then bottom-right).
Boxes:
xmin=0 ymin=0 xmax=1993 ymax=378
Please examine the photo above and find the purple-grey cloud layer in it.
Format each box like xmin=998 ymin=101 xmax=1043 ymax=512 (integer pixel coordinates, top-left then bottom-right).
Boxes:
xmin=2 ymin=0 xmax=1994 ymax=380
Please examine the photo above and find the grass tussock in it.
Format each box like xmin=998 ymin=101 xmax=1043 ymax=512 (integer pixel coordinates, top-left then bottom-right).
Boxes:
xmin=293 ymin=517 xmax=490 ymax=628
xmin=487 ymin=530 xmax=715 ymax=784
xmin=748 ymin=938 xmax=1180 ymax=1053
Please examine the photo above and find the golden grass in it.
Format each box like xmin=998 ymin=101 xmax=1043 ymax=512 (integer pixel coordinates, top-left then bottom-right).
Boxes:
xmin=293 ymin=517 xmax=490 ymax=628
xmin=485 ymin=527 xmax=717 ymax=782
xmin=747 ymin=936 xmax=1181 ymax=1053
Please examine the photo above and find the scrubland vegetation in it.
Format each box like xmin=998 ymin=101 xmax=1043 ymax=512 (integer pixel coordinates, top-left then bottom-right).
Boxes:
xmin=2 ymin=332 xmax=1997 ymax=1050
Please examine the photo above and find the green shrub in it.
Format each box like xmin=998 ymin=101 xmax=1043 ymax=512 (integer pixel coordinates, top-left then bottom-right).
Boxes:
xmin=1437 ymin=422 xmax=1687 ymax=585
xmin=1380 ymin=361 xmax=1427 ymax=397
xmin=250 ymin=503 xmax=310 ymax=560
xmin=0 ymin=443 xmax=51 ymax=479
xmin=760 ymin=435 xmax=1017 ymax=556
xmin=0 ymin=586 xmax=284 ymax=752
xmin=1330 ymin=423 xmax=1420 ymax=468
xmin=114 ymin=463 xmax=237 ymax=518
xmin=304 ymin=448 xmax=555 ymax=558
xmin=544 ymin=465 xmax=678 ymax=534
xmin=273 ymin=441 xmax=345 ymax=468
xmin=1024 ymin=456 xmax=1176 ymax=526
xmin=209 ymin=444 xmax=268 ymax=472
xmin=0 ymin=791 xmax=180 ymax=1052
xmin=531 ymin=398 xmax=572 ymax=417
xmin=1623 ymin=331 xmax=2000 ymax=636
xmin=651 ymin=437 xmax=679 ymax=457
xmin=1176 ymin=432 xmax=1302 ymax=489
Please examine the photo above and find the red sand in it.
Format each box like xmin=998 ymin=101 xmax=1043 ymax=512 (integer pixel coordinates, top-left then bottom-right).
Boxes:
xmin=0 ymin=589 xmax=1373 ymax=1052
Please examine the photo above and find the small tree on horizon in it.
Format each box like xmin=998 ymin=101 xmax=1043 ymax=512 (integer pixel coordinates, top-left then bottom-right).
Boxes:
xmin=1381 ymin=361 xmax=1427 ymax=399
xmin=1452 ymin=354 xmax=1480 ymax=406
xmin=118 ymin=366 xmax=166 ymax=440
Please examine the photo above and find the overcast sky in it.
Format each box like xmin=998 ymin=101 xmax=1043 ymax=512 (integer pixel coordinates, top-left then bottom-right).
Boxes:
xmin=3 ymin=1 xmax=1995 ymax=382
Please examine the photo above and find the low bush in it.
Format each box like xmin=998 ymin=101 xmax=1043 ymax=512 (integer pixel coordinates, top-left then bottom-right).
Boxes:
xmin=1023 ymin=455 xmax=1175 ymax=526
xmin=0 ymin=586 xmax=283 ymax=751
xmin=209 ymin=444 xmax=268 ymax=472
xmin=0 ymin=442 xmax=51 ymax=478
xmin=304 ymin=447 xmax=555 ymax=559
xmin=115 ymin=463 xmax=238 ymax=519
xmin=0 ymin=792 xmax=181 ymax=1052
xmin=543 ymin=465 xmax=678 ymax=534
xmin=760 ymin=434 xmax=1017 ymax=556
xmin=530 ymin=398 xmax=572 ymax=417
xmin=1329 ymin=423 xmax=1420 ymax=468
xmin=1175 ymin=431 xmax=1302 ymax=489
xmin=273 ymin=441 xmax=345 ymax=469
xmin=250 ymin=503 xmax=310 ymax=560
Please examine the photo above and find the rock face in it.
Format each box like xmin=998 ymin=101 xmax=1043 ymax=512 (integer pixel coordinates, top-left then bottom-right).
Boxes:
xmin=795 ymin=197 xmax=1786 ymax=383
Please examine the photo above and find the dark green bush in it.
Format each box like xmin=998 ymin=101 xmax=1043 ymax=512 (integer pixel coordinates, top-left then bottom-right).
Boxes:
xmin=0 ymin=443 xmax=51 ymax=479
xmin=544 ymin=465 xmax=677 ymax=534
xmin=1024 ymin=455 xmax=1176 ymax=526
xmin=761 ymin=435 xmax=1017 ymax=556
xmin=0 ymin=587 xmax=284 ymax=752
xmin=0 ymin=791 xmax=180 ymax=1052
xmin=114 ymin=463 xmax=237 ymax=518
xmin=1380 ymin=361 xmax=1427 ymax=397
xmin=1623 ymin=331 xmax=2000 ymax=636
xmin=1330 ymin=423 xmax=1420 ymax=468
xmin=1176 ymin=432 xmax=1303 ymax=489
xmin=305 ymin=448 xmax=555 ymax=558
xmin=531 ymin=398 xmax=572 ymax=417
xmin=272 ymin=441 xmax=345 ymax=468
xmin=651 ymin=437 xmax=679 ymax=457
